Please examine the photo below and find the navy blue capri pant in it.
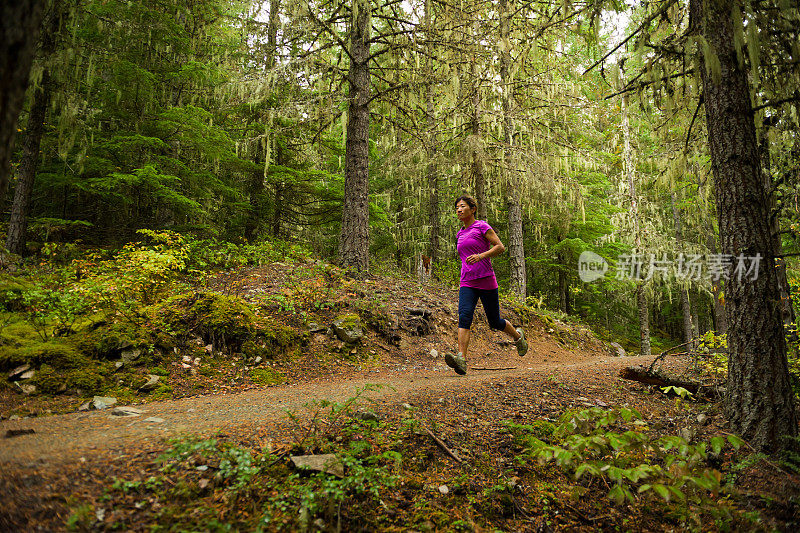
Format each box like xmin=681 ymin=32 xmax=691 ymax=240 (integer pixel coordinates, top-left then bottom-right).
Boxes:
xmin=458 ymin=286 xmax=507 ymax=331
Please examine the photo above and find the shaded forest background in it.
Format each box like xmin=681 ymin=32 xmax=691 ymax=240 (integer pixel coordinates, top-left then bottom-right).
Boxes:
xmin=2 ymin=0 xmax=799 ymax=443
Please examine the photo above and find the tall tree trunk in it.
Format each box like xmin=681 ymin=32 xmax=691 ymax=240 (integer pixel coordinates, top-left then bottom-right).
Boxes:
xmin=338 ymin=0 xmax=370 ymax=274
xmin=245 ymin=0 xmax=281 ymax=242
xmin=425 ymin=99 xmax=440 ymax=264
xmin=0 ymin=0 xmax=46 ymax=204
xmin=395 ymin=194 xmax=405 ymax=270
xmin=671 ymin=193 xmax=695 ymax=347
xmin=271 ymin=141 xmax=284 ymax=238
xmin=558 ymin=262 xmax=571 ymax=314
xmin=424 ymin=0 xmax=440 ymax=266
xmin=470 ymin=57 xmax=486 ymax=220
xmin=244 ymin=138 xmax=264 ymax=242
xmin=500 ymin=0 xmax=526 ymax=299
xmin=705 ymin=221 xmax=728 ymax=334
xmin=622 ymin=94 xmax=650 ymax=355
xmin=6 ymin=70 xmax=52 ymax=255
xmin=760 ymin=126 xmax=796 ymax=334
xmin=691 ymin=0 xmax=797 ymax=450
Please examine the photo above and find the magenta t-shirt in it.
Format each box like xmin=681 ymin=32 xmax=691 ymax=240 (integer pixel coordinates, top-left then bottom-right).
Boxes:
xmin=457 ymin=220 xmax=498 ymax=290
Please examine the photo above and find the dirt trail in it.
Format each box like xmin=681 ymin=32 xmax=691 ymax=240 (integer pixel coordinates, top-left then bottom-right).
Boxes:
xmin=0 ymin=353 xmax=644 ymax=467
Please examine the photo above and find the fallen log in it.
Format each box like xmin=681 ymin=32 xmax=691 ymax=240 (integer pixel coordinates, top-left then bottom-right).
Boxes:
xmin=619 ymin=365 xmax=721 ymax=399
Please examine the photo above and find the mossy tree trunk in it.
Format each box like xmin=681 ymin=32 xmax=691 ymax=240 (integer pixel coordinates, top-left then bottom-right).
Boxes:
xmin=500 ymin=0 xmax=526 ymax=300
xmin=622 ymin=94 xmax=650 ymax=355
xmin=6 ymin=70 xmax=52 ymax=255
xmin=0 ymin=0 xmax=45 ymax=204
xmin=691 ymin=0 xmax=797 ymax=450
xmin=671 ymin=193 xmax=695 ymax=348
xmin=338 ymin=0 xmax=371 ymax=274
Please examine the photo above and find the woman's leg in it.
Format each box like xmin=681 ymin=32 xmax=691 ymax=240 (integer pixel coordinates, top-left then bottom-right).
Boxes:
xmin=458 ymin=287 xmax=480 ymax=356
xmin=479 ymin=289 xmax=519 ymax=338
xmin=458 ymin=327 xmax=471 ymax=356
xmin=479 ymin=288 xmax=523 ymax=345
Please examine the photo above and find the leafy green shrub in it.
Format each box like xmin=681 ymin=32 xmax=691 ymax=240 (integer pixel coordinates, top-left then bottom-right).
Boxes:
xmin=510 ymin=408 xmax=746 ymax=527
xmin=0 ymin=275 xmax=26 ymax=311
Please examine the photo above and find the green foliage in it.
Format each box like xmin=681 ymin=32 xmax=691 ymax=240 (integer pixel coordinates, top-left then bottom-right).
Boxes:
xmin=509 ymin=408 xmax=746 ymax=527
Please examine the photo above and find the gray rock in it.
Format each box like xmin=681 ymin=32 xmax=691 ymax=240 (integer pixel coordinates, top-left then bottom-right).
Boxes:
xmin=254 ymin=356 xmax=263 ymax=364
xmin=120 ymin=348 xmax=142 ymax=363
xmin=290 ymin=454 xmax=344 ymax=477
xmin=114 ymin=361 xmax=125 ymax=371
xmin=332 ymin=317 xmax=363 ymax=344
xmin=402 ymin=403 xmax=413 ymax=410
xmin=8 ymin=364 xmax=31 ymax=380
xmin=144 ymin=417 xmax=165 ymax=423
xmin=19 ymin=369 xmax=35 ymax=380
xmin=696 ymin=413 xmax=709 ymax=425
xmin=307 ymin=322 xmax=327 ymax=333
xmin=92 ymin=396 xmax=117 ymax=410
xmin=17 ymin=383 xmax=36 ymax=395
xmin=78 ymin=402 xmax=90 ymax=412
xmin=609 ymin=342 xmax=626 ymax=357
xmin=111 ymin=406 xmax=143 ymax=417
xmin=138 ymin=374 xmax=160 ymax=392
xmin=430 ymin=349 xmax=439 ymax=359
xmin=355 ymin=410 xmax=380 ymax=422
xmin=438 ymin=485 xmax=449 ymax=495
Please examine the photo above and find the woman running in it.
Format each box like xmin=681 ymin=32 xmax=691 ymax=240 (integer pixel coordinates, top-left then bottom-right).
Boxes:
xmin=445 ymin=195 xmax=528 ymax=375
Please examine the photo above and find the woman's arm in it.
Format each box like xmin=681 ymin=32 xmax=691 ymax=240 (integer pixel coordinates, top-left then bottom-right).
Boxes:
xmin=465 ymin=229 xmax=505 ymax=264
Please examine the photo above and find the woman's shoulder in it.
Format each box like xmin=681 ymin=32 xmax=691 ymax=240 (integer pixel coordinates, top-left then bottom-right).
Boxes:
xmin=474 ymin=220 xmax=493 ymax=232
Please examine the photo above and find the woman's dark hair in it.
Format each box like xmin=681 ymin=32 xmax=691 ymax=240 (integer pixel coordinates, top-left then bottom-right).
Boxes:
xmin=454 ymin=195 xmax=477 ymax=210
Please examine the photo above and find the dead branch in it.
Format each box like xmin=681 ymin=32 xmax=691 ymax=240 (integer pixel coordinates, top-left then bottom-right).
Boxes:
xmin=619 ymin=365 xmax=721 ymax=399
xmin=425 ymin=427 xmax=463 ymax=464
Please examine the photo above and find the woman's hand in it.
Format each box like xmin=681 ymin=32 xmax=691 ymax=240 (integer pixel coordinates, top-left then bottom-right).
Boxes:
xmin=466 ymin=253 xmax=484 ymax=264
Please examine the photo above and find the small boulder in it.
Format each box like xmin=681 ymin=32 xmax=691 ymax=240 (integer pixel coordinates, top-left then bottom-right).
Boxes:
xmin=17 ymin=383 xmax=36 ymax=395
xmin=143 ymin=417 xmax=165 ymax=423
xmin=111 ymin=406 xmax=143 ymax=417
xmin=8 ymin=364 xmax=31 ymax=380
xmin=78 ymin=402 xmax=90 ymax=412
xmin=354 ymin=410 xmax=380 ymax=422
xmin=696 ymin=413 xmax=709 ymax=425
xmin=138 ymin=374 xmax=160 ymax=392
xmin=290 ymin=454 xmax=344 ymax=477
xmin=120 ymin=348 xmax=142 ymax=364
xmin=307 ymin=322 xmax=327 ymax=334
xmin=332 ymin=315 xmax=363 ymax=344
xmin=430 ymin=349 xmax=439 ymax=359
xmin=92 ymin=396 xmax=117 ymax=410
xmin=609 ymin=342 xmax=626 ymax=357
xmin=19 ymin=369 xmax=35 ymax=380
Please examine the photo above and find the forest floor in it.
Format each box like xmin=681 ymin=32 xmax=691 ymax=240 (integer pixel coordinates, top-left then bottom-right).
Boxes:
xmin=1 ymin=263 xmax=799 ymax=531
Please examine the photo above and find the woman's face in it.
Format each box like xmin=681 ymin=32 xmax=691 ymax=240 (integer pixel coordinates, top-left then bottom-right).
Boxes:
xmin=456 ymin=200 xmax=475 ymax=221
